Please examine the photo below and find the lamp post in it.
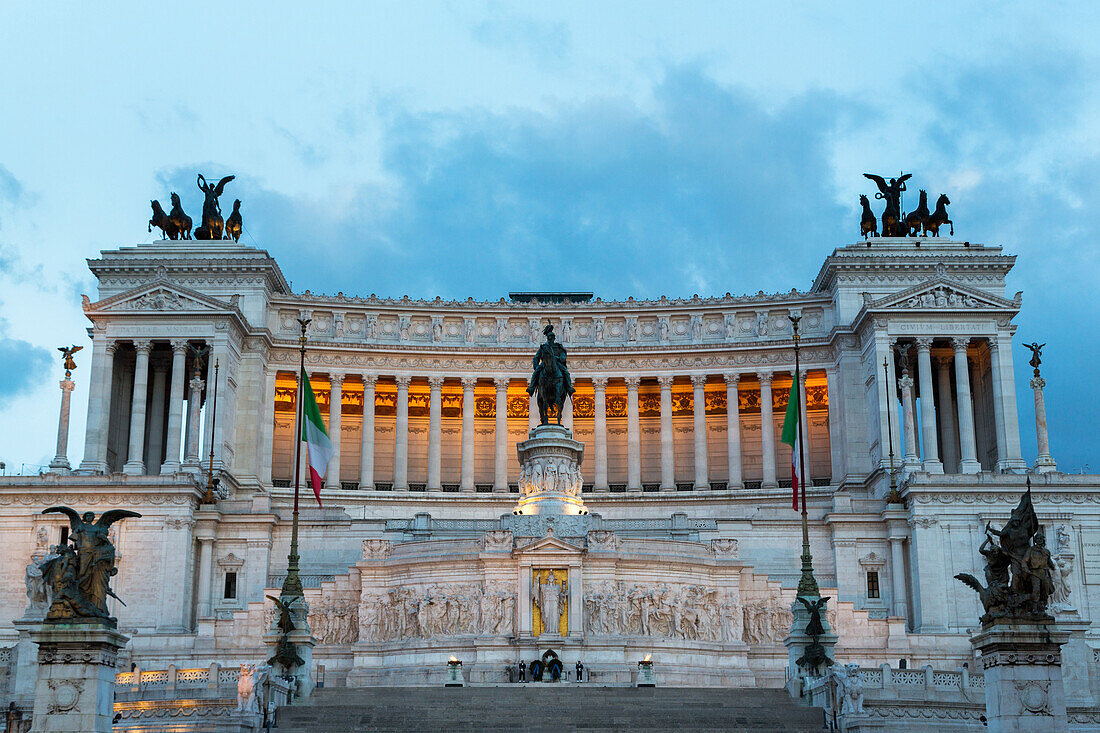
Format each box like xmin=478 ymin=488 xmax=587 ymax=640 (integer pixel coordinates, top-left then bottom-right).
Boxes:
xmin=201 ymin=360 xmax=220 ymax=505
xmin=790 ymin=314 xmax=819 ymax=598
xmin=884 ymin=356 xmax=902 ymax=504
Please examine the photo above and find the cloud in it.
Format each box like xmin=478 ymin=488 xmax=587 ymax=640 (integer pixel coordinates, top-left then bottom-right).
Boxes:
xmin=471 ymin=8 xmax=570 ymax=64
xmin=0 ymin=319 xmax=51 ymax=407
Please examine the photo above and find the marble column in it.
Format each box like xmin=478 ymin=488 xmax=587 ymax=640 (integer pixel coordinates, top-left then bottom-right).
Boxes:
xmin=935 ymin=355 xmax=959 ymax=473
xmin=123 ymin=341 xmax=152 ymax=475
xmin=724 ymin=374 xmax=742 ymax=489
xmin=145 ymin=354 xmax=169 ymax=475
xmin=798 ymin=370 xmax=811 ymax=477
xmin=195 ymin=535 xmax=215 ymax=618
xmin=625 ymin=376 xmax=641 ymax=490
xmin=427 ymin=376 xmax=443 ymax=490
xmin=328 ymin=373 xmax=344 ymax=489
xmin=593 ymin=377 xmax=609 ymax=492
xmin=185 ymin=367 xmax=205 ymax=464
xmin=394 ymin=376 xmax=411 ymax=490
xmin=258 ymin=366 xmax=276 ymax=486
xmin=48 ymin=378 xmax=76 ymax=474
xmin=658 ymin=376 xmax=675 ymax=490
xmin=161 ymin=340 xmax=187 ymax=474
xmin=493 ymin=377 xmax=509 ymax=492
xmin=898 ymin=367 xmax=921 ymax=472
xmin=528 ymin=389 xmax=538 ymax=432
xmin=825 ymin=367 xmax=844 ymax=484
xmin=361 ymin=374 xmax=377 ymax=489
xmin=988 ymin=336 xmax=1027 ymax=472
xmin=78 ymin=336 xmax=114 ymax=473
xmin=759 ymin=372 xmax=777 ymax=489
xmin=461 ymin=377 xmax=476 ymax=491
xmin=888 ymin=536 xmax=908 ymax=618
xmin=1031 ymin=375 xmax=1057 ymax=472
xmin=915 ymin=338 xmax=943 ymax=473
xmin=952 ymin=339 xmax=981 ymax=473
xmin=692 ymin=375 xmax=709 ymax=490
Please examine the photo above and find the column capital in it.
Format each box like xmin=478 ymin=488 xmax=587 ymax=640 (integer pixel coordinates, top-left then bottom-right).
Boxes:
xmin=986 ymin=335 xmax=1001 ymax=350
xmin=656 ymin=376 xmax=674 ymax=388
xmin=623 ymin=376 xmax=641 ymax=389
xmin=461 ymin=376 xmax=477 ymax=389
xmin=933 ymin=354 xmax=953 ymax=370
xmin=723 ymin=372 xmax=740 ymax=386
xmin=690 ymin=374 xmax=707 ymax=387
xmin=899 ymin=374 xmax=914 ymax=390
xmin=1030 ymin=376 xmax=1046 ymax=391
xmin=395 ymin=375 xmax=412 ymax=388
xmin=757 ymin=371 xmax=773 ymax=386
xmin=915 ymin=337 xmax=934 ymax=351
xmin=798 ymin=369 xmax=808 ymax=385
xmin=362 ymin=373 xmax=378 ymax=387
xmin=133 ymin=340 xmax=153 ymax=354
xmin=189 ymin=375 xmax=205 ymax=393
xmin=170 ymin=339 xmax=189 ymax=352
xmin=494 ymin=376 xmax=510 ymax=389
xmin=105 ymin=340 xmax=119 ymax=355
xmin=330 ymin=372 xmax=345 ymax=387
xmin=427 ymin=375 xmax=445 ymax=388
xmin=59 ymin=379 xmax=76 ymax=393
xmin=951 ymin=337 xmax=971 ymax=353
xmin=591 ymin=376 xmax=609 ymax=389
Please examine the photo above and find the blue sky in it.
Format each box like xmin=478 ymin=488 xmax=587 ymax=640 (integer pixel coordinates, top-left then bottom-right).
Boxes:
xmin=0 ymin=1 xmax=1098 ymax=472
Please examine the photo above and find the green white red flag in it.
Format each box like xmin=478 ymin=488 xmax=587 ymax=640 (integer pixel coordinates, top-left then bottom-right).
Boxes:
xmin=780 ymin=377 xmax=801 ymax=511
xmin=300 ymin=368 xmax=332 ymax=506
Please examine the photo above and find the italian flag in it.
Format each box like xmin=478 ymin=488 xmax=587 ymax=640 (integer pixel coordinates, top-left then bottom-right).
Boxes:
xmin=300 ymin=368 xmax=333 ymax=506
xmin=780 ymin=377 xmax=801 ymax=511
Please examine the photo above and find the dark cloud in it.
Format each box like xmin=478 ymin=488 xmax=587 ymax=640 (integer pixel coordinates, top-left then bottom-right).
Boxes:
xmin=0 ymin=319 xmax=51 ymax=406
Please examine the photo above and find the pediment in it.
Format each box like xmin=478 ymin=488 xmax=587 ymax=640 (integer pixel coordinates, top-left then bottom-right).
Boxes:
xmin=85 ymin=279 xmax=236 ymax=315
xmin=515 ymin=534 xmax=583 ymax=555
xmin=865 ymin=276 xmax=1020 ymax=312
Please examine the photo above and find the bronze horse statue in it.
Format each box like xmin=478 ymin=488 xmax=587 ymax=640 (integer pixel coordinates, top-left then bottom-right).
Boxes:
xmin=528 ymin=324 xmax=574 ymax=425
xmin=194 ymin=174 xmax=235 ymax=240
xmin=859 ymin=194 xmax=877 ymax=240
xmin=904 ymin=189 xmax=929 ymax=237
xmin=168 ymin=192 xmax=192 ymax=239
xmin=225 ymin=199 xmax=243 ymax=242
xmin=924 ymin=194 xmax=953 ymax=237
xmin=149 ymin=200 xmax=175 ymax=239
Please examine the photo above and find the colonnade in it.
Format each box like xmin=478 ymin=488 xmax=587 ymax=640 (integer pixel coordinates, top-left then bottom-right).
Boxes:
xmin=893 ymin=336 xmax=1025 ymax=475
xmin=269 ymin=369 xmax=838 ymax=494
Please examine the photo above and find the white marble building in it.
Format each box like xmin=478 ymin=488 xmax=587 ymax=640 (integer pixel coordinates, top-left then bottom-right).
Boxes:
xmin=2 ymin=235 xmax=1097 ymax=691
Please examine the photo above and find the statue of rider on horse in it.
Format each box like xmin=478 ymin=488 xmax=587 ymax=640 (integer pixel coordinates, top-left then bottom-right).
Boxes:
xmin=528 ymin=322 xmax=575 ymax=425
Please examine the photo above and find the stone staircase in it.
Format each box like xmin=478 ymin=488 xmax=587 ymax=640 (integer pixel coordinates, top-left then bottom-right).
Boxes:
xmin=276 ymin=686 xmax=824 ymax=732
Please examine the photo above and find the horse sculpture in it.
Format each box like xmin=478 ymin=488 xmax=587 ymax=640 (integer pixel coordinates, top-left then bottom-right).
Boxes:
xmin=225 ymin=199 xmax=243 ymax=242
xmin=859 ymin=194 xmax=877 ymax=240
xmin=904 ymin=189 xmax=929 ymax=237
xmin=168 ymin=192 xmax=192 ymax=239
xmin=528 ymin=324 xmax=574 ymax=425
xmin=194 ymin=174 xmax=235 ymax=240
xmin=924 ymin=194 xmax=953 ymax=237
xmin=149 ymin=200 xmax=176 ymax=239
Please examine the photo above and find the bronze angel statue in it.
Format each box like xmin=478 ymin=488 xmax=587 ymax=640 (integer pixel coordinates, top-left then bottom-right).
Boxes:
xmin=193 ymin=174 xmax=235 ymax=240
xmin=41 ymin=506 xmax=141 ymax=623
xmin=58 ymin=345 xmax=83 ymax=377
xmin=863 ymin=173 xmax=912 ymax=237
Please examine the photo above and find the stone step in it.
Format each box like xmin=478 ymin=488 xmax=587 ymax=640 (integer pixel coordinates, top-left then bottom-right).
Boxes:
xmin=277 ymin=687 xmax=823 ymax=732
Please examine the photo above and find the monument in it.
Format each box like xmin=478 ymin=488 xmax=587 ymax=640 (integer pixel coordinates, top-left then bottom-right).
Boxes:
xmin=958 ymin=483 xmax=1070 ymax=732
xmin=28 ymin=507 xmax=138 ymax=733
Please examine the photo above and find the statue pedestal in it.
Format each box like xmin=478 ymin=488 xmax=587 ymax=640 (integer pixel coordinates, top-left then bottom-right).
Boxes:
xmin=971 ymin=620 xmax=1070 ymax=733
xmin=28 ymin=623 xmax=128 ymax=733
xmin=783 ymin=597 xmax=837 ymax=698
xmin=513 ymin=424 xmax=588 ymax=517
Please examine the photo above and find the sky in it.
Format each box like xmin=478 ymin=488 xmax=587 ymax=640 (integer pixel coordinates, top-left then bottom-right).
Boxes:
xmin=0 ymin=1 xmax=1098 ymax=473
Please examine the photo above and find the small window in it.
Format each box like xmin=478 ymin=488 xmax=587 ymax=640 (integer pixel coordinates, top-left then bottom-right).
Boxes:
xmin=867 ymin=571 xmax=880 ymax=599
xmin=223 ymin=571 xmax=237 ymax=600
xmin=60 ymin=526 xmax=69 ymax=545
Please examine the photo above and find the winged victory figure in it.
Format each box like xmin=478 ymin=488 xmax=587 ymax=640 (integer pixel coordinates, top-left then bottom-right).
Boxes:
xmin=58 ymin=345 xmax=83 ymax=377
xmin=194 ymin=174 xmax=236 ymax=240
xmin=863 ymin=173 xmax=912 ymax=237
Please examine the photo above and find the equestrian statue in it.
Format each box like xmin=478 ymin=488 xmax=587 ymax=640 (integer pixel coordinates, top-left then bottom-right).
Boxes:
xmin=528 ymin=323 xmax=575 ymax=425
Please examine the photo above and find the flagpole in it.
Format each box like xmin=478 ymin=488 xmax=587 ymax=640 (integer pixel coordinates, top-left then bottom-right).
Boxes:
xmin=790 ymin=314 xmax=819 ymax=598
xmin=281 ymin=317 xmax=310 ymax=601
xmin=884 ymin=356 xmax=901 ymax=504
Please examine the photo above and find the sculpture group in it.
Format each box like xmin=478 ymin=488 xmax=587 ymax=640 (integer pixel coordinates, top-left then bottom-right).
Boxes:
xmin=149 ymin=173 xmax=244 ymax=242
xmin=36 ymin=506 xmax=140 ymax=626
xmin=860 ymin=173 xmax=953 ymax=238
xmin=955 ymin=483 xmax=1056 ymax=623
